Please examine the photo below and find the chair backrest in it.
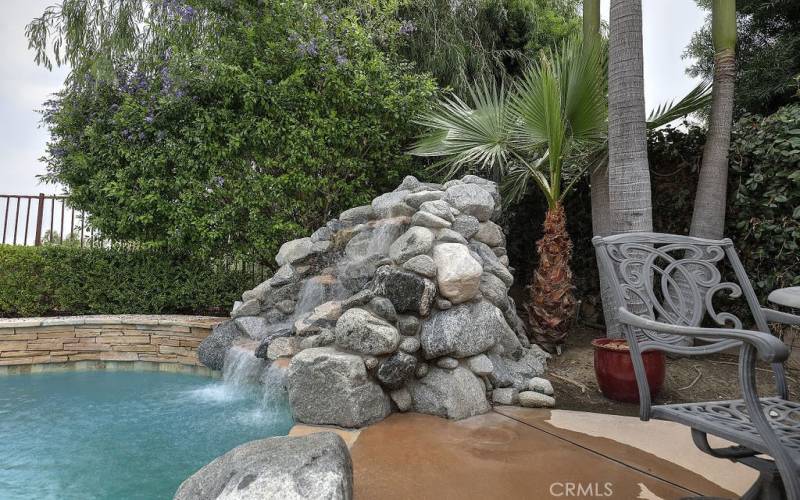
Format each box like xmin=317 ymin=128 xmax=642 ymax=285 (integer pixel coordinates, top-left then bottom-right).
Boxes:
xmin=593 ymin=233 xmax=784 ymax=416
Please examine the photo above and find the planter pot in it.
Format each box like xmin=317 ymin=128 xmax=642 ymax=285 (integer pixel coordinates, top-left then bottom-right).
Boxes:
xmin=592 ymin=338 xmax=665 ymax=403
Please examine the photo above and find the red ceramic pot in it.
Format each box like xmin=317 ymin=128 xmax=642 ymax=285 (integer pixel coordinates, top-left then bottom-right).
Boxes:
xmin=592 ymin=338 xmax=666 ymax=403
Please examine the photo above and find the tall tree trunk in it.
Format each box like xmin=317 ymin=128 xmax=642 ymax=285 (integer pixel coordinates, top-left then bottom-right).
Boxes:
xmin=605 ymin=0 xmax=652 ymax=338
xmin=528 ymin=203 xmax=577 ymax=353
xmin=690 ymin=0 xmax=736 ymax=240
xmin=607 ymin=0 xmax=653 ymax=234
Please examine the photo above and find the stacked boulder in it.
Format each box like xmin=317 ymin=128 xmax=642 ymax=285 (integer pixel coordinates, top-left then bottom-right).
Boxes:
xmin=198 ymin=175 xmax=553 ymax=428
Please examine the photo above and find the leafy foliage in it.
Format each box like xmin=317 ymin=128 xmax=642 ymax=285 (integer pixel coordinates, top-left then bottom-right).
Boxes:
xmin=398 ymin=0 xmax=582 ymax=94
xmin=728 ymin=104 xmax=800 ymax=294
xmin=412 ymin=36 xmax=606 ymax=209
xmin=40 ymin=1 xmax=437 ymax=262
xmin=685 ymin=0 xmax=800 ymax=116
xmin=0 ymin=245 xmax=259 ymax=317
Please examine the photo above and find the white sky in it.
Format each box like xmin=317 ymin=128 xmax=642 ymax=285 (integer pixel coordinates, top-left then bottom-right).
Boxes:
xmin=0 ymin=0 xmax=707 ymax=195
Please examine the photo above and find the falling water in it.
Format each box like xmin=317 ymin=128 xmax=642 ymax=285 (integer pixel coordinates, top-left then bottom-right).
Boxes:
xmin=222 ymin=345 xmax=267 ymax=386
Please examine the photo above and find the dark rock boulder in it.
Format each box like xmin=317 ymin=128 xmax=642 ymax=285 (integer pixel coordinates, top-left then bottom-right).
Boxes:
xmin=197 ymin=320 xmax=244 ymax=371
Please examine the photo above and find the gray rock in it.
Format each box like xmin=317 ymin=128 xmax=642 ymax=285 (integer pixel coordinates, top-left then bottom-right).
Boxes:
xmin=396 ymin=175 xmax=421 ymax=191
xmin=310 ymin=225 xmax=333 ymax=242
xmin=274 ymin=299 xmax=296 ymax=315
xmin=235 ymin=316 xmax=269 ymax=339
xmin=390 ymin=387 xmax=412 ymax=412
xmin=275 ymin=237 xmax=314 ymax=266
xmin=420 ymin=301 xmax=502 ymax=359
xmin=197 ymin=320 xmax=244 ymax=371
xmin=411 ymin=211 xmax=451 ymax=229
xmin=451 ymin=215 xmax=480 ymax=239
xmin=341 ymin=289 xmax=375 ymax=310
xmin=299 ymin=333 xmax=328 ymax=350
xmin=435 ymin=228 xmax=468 ymax=244
xmin=443 ymin=179 xmax=463 ymax=189
xmin=491 ymin=387 xmax=519 ymax=405
xmin=370 ymin=266 xmax=436 ymax=316
xmin=396 ymin=315 xmax=420 ymax=336
xmin=242 ymin=281 xmax=271 ymax=303
xmin=470 ymin=241 xmax=514 ymax=288
xmin=363 ymin=356 xmax=379 ymax=370
xmin=499 ymin=255 xmax=510 ymax=267
xmin=466 ymin=354 xmax=494 ymax=375
xmin=461 ymin=174 xmax=498 ymax=188
xmin=518 ymin=391 xmax=555 ymax=408
xmin=479 ymin=272 xmax=509 ymax=310
xmin=415 ymin=362 xmax=429 ymax=378
xmin=388 ymin=226 xmax=434 ymax=264
xmin=528 ymin=377 xmax=554 ymax=396
xmin=473 ymin=221 xmax=505 ymax=247
xmin=407 ymin=367 xmax=490 ymax=420
xmin=486 ymin=353 xmax=515 ymax=388
xmin=267 ymin=337 xmax=301 ymax=360
xmin=372 ymin=190 xmax=411 ymax=218
xmin=376 ymin=352 xmax=417 ymax=389
xmin=288 ymin=347 xmax=391 ymax=427
xmin=444 ymin=184 xmax=495 ymax=221
xmin=294 ymin=301 xmax=342 ymax=336
xmin=311 ymin=240 xmax=332 ymax=253
xmin=368 ymin=296 xmax=397 ymax=322
xmin=433 ymin=243 xmax=483 ymax=304
xmin=436 ymin=298 xmax=452 ymax=310
xmin=339 ymin=205 xmax=374 ymax=224
xmin=436 ymin=357 xmax=459 ymax=369
xmin=398 ymin=336 xmax=421 ymax=354
xmin=418 ymin=200 xmax=455 ymax=222
xmin=492 ymin=247 xmax=507 ymax=257
xmin=401 ymin=254 xmax=437 ymax=278
xmin=334 ymin=308 xmax=400 ymax=355
xmin=269 ymin=264 xmax=296 ymax=288
xmin=174 ymin=432 xmax=353 ymax=500
xmin=508 ymin=346 xmax=549 ymax=380
xmin=231 ymin=298 xmax=261 ymax=318
xmin=405 ymin=190 xmax=444 ymax=208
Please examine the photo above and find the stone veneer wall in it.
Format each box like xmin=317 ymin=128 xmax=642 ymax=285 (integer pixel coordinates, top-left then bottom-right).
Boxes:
xmin=0 ymin=315 xmax=225 ymax=373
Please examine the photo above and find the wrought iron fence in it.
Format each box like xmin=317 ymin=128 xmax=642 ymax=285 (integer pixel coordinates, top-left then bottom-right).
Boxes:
xmin=1 ymin=192 xmax=271 ymax=282
xmin=0 ymin=193 xmax=103 ymax=247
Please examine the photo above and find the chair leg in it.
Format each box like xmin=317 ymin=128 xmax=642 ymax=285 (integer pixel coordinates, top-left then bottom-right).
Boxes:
xmin=738 ymin=456 xmax=785 ymax=500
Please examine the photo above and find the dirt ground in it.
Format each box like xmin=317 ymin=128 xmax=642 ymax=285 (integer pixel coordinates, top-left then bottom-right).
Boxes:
xmin=546 ymin=327 xmax=800 ymax=417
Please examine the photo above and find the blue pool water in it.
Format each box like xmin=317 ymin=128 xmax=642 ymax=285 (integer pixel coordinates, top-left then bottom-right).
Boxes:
xmin=0 ymin=368 xmax=293 ymax=500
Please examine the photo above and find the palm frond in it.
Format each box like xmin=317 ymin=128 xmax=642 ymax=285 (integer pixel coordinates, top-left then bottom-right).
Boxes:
xmin=410 ymin=79 xmax=513 ymax=181
xmin=647 ymin=80 xmax=712 ymax=130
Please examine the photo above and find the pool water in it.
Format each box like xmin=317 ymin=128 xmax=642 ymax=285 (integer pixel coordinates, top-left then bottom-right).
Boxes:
xmin=0 ymin=370 xmax=294 ymax=500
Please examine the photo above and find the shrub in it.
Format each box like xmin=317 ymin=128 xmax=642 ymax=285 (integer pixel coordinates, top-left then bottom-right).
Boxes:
xmin=40 ymin=1 xmax=437 ymax=263
xmin=728 ymin=104 xmax=800 ymax=295
xmin=0 ymin=245 xmax=261 ymax=317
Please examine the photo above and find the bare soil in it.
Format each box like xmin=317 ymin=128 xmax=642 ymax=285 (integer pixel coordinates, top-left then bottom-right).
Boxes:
xmin=546 ymin=327 xmax=800 ymax=417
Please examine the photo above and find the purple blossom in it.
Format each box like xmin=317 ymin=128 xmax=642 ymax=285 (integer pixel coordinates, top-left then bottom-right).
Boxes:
xmin=335 ymin=54 xmax=348 ymax=66
xmin=321 ymin=14 xmax=329 ymax=22
xmin=212 ymin=176 xmax=225 ymax=187
xmin=145 ymin=114 xmax=155 ymax=124
xmin=297 ymin=39 xmax=319 ymax=57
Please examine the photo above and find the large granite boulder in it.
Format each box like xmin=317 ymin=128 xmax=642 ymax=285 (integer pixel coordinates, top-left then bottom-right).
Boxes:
xmin=275 ymin=237 xmax=314 ymax=266
xmin=370 ymin=266 xmax=436 ymax=316
xmin=334 ymin=308 xmax=400 ymax=355
xmin=443 ymin=184 xmax=495 ymax=221
xmin=174 ymin=432 xmax=352 ymax=500
xmin=388 ymin=226 xmax=433 ymax=264
xmin=287 ymin=347 xmax=391 ymax=428
xmin=198 ymin=321 xmax=244 ymax=371
xmin=433 ymin=243 xmax=482 ymax=304
xmin=407 ymin=367 xmax=490 ymax=419
xmin=419 ymin=301 xmax=504 ymax=359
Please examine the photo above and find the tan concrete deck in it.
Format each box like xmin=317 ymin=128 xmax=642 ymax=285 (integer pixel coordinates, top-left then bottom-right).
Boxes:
xmin=292 ymin=408 xmax=756 ymax=499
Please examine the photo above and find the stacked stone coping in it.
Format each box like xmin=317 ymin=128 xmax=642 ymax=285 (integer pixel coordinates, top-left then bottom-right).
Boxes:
xmin=0 ymin=314 xmax=225 ymax=373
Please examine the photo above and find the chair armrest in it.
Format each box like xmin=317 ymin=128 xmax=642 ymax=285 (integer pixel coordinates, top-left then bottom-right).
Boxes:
xmin=762 ymin=307 xmax=800 ymax=327
xmin=617 ymin=308 xmax=790 ymax=363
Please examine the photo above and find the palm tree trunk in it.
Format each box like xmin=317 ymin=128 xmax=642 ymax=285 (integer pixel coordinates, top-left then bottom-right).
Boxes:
xmin=607 ymin=0 xmax=653 ymax=234
xmin=528 ymin=203 xmax=577 ymax=352
xmin=690 ymin=0 xmax=736 ymax=240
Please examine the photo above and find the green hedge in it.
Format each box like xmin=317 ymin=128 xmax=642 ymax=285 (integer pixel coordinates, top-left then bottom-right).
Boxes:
xmin=0 ymin=245 xmax=261 ymax=318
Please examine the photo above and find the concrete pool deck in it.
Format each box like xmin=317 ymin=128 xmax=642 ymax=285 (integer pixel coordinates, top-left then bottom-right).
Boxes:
xmin=291 ymin=408 xmax=758 ymax=499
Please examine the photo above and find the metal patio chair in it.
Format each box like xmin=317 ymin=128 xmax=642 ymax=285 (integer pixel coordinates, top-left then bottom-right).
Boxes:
xmin=593 ymin=233 xmax=800 ymax=500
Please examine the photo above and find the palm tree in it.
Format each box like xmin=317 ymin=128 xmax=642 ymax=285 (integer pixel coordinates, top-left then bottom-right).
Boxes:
xmin=690 ymin=0 xmax=736 ymax=240
xmin=411 ymin=37 xmax=607 ymax=351
xmin=607 ymin=0 xmax=652 ymax=234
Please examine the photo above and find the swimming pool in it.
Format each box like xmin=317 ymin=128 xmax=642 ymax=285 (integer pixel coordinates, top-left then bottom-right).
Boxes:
xmin=0 ymin=369 xmax=293 ymax=499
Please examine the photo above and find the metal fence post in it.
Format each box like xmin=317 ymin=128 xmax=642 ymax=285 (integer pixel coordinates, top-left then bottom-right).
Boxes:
xmin=34 ymin=193 xmax=45 ymax=246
